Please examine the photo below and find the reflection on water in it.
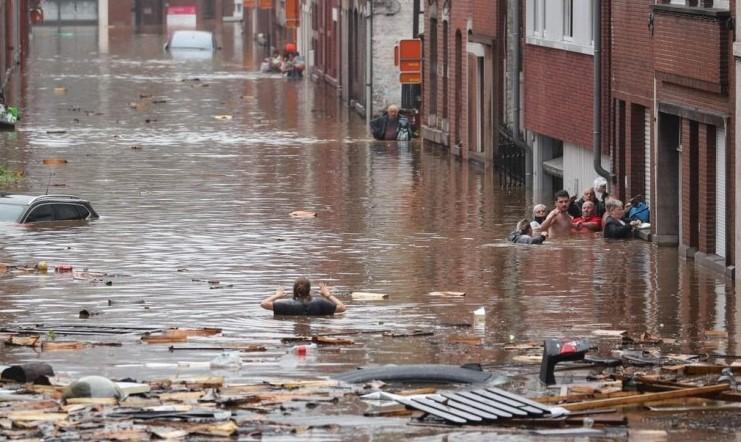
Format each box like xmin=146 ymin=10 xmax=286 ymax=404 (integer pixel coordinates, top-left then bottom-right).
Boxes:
xmin=0 ymin=26 xmax=737 ymax=388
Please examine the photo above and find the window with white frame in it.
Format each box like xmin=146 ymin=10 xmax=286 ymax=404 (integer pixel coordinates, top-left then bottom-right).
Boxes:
xmin=530 ymin=0 xmax=545 ymax=36
xmin=527 ymin=0 xmax=594 ymax=55
xmin=663 ymin=0 xmax=729 ymax=9
xmin=563 ymin=0 xmax=573 ymax=40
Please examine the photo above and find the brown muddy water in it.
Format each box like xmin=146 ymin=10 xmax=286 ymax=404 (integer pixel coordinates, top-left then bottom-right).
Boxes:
xmin=0 ymin=25 xmax=739 ymax=440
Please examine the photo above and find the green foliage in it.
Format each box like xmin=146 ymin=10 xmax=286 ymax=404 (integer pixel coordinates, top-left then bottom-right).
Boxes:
xmin=0 ymin=165 xmax=23 ymax=184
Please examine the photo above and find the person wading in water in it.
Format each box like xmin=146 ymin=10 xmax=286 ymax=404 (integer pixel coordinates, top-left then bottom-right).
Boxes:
xmin=261 ymin=277 xmax=346 ymax=316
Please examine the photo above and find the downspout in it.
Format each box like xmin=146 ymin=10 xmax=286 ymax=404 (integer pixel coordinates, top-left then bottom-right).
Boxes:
xmin=593 ymin=0 xmax=611 ymax=181
xmin=365 ymin=1 xmax=373 ymax=129
xmin=512 ymin=0 xmax=521 ymax=145
xmin=511 ymin=0 xmax=532 ymax=187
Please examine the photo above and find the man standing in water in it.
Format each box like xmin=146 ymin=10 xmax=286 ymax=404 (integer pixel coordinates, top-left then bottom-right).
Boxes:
xmin=370 ymin=104 xmax=412 ymax=141
xmin=261 ymin=278 xmax=346 ymax=316
xmin=538 ymin=190 xmax=573 ymax=238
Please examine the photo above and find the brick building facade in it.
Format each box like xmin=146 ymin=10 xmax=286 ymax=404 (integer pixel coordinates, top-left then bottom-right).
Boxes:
xmin=104 ymin=0 xmax=225 ymax=32
xmin=612 ymin=1 xmax=735 ymax=275
xmin=422 ymin=0 xmax=506 ymax=164
xmin=422 ymin=0 xmax=737 ymax=277
xmin=1 ymin=0 xmax=31 ymax=105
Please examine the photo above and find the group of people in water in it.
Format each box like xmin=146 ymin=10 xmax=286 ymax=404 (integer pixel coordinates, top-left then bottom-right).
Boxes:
xmin=260 ymin=44 xmax=305 ymax=79
xmin=510 ymin=177 xmax=650 ymax=244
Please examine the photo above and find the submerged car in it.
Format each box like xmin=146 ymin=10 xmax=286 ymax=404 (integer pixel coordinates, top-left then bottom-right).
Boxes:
xmin=164 ymin=30 xmax=217 ymax=59
xmin=0 ymin=193 xmax=99 ymax=224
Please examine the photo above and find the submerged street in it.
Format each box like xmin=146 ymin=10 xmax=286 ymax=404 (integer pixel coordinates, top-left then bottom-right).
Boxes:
xmin=1 ymin=24 xmax=740 ymax=440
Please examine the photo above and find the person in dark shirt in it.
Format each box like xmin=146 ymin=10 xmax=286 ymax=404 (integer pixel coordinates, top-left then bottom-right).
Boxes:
xmin=509 ymin=219 xmax=546 ymax=244
xmin=261 ymin=277 xmax=346 ymax=316
xmin=603 ymin=198 xmax=641 ymax=239
xmin=370 ymin=104 xmax=412 ymax=141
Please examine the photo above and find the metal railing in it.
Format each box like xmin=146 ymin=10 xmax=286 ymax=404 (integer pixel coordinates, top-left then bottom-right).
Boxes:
xmin=495 ymin=125 xmax=527 ymax=187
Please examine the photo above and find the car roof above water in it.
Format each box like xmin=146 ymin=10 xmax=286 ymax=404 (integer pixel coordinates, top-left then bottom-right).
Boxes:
xmin=169 ymin=30 xmax=214 ymax=50
xmin=0 ymin=193 xmax=35 ymax=205
xmin=0 ymin=193 xmax=89 ymax=205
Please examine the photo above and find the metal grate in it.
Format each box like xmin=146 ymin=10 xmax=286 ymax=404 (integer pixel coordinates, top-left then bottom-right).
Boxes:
xmin=495 ymin=125 xmax=527 ymax=187
xmin=389 ymin=387 xmax=552 ymax=424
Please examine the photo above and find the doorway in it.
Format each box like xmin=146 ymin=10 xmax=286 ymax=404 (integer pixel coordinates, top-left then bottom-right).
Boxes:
xmin=655 ymin=113 xmax=680 ymax=245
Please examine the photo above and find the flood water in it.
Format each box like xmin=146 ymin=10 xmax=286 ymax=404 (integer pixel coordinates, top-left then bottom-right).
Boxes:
xmin=1 ymin=24 xmax=740 ymax=440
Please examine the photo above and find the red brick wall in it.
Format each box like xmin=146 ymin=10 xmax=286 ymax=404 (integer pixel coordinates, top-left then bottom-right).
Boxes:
xmin=109 ymin=0 xmax=134 ymax=27
xmin=654 ymin=9 xmax=726 ymax=93
xmin=611 ymin=0 xmax=653 ymax=106
xmin=523 ymin=45 xmax=594 ymax=149
xmin=423 ymin=0 xmax=502 ymax=155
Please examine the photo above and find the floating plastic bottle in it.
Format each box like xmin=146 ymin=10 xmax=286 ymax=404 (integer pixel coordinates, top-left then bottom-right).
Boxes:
xmin=292 ymin=343 xmax=317 ymax=356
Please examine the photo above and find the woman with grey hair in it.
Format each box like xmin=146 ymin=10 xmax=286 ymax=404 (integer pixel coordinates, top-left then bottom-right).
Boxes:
xmin=603 ymin=199 xmax=641 ymax=239
xmin=530 ymin=204 xmax=548 ymax=236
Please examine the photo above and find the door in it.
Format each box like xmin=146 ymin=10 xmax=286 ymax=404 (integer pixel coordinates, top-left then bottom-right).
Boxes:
xmin=655 ymin=113 xmax=680 ymax=245
xmin=716 ymin=126 xmax=726 ymax=258
xmin=136 ymin=0 xmax=164 ymax=29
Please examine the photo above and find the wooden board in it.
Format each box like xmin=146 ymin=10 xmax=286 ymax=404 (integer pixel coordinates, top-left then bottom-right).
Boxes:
xmin=561 ymin=384 xmax=730 ymax=412
xmin=351 ymin=292 xmax=389 ymax=301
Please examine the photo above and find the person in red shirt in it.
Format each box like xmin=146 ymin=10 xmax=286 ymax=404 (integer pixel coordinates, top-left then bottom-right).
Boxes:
xmin=572 ymin=201 xmax=602 ymax=233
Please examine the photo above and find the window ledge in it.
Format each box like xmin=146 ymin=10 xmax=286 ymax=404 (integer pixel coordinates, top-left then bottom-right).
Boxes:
xmin=652 ymin=4 xmax=731 ymax=17
xmin=526 ymin=36 xmax=594 ymax=56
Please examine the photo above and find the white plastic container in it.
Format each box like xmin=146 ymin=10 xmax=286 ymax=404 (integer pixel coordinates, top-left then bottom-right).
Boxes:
xmin=473 ymin=307 xmax=486 ymax=327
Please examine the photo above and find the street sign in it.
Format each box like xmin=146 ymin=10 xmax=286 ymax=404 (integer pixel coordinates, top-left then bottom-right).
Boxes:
xmin=399 ymin=39 xmax=422 ymax=60
xmin=167 ymin=6 xmax=197 ymax=31
xmin=400 ymin=60 xmax=421 ymax=72
xmin=400 ymin=72 xmax=422 ymax=84
xmin=397 ymin=38 xmax=422 ymax=85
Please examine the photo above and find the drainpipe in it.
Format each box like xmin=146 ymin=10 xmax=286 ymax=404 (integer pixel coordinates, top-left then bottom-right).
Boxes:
xmin=365 ymin=1 xmax=373 ymax=129
xmin=512 ymin=0 xmax=521 ymax=145
xmin=593 ymin=0 xmax=611 ymax=181
xmin=511 ymin=0 xmax=532 ymax=188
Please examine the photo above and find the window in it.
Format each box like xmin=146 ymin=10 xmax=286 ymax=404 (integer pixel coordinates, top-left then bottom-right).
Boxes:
xmin=528 ymin=0 xmax=547 ymax=37
xmin=563 ymin=0 xmax=573 ymax=40
xmin=527 ymin=0 xmax=594 ymax=54
xmin=429 ymin=18 xmax=438 ymax=115
xmin=25 ymin=204 xmax=54 ymax=222
xmin=54 ymin=204 xmax=88 ymax=221
xmin=203 ymin=0 xmax=215 ymax=19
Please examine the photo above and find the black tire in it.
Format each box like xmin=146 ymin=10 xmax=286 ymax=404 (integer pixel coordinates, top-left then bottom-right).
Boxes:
xmin=333 ymin=364 xmax=493 ymax=384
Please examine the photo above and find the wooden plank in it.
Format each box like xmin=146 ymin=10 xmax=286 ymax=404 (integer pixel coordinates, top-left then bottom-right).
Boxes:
xmin=440 ymin=392 xmax=513 ymax=418
xmin=8 ymin=411 xmax=67 ymax=421
xmin=561 ymin=384 xmax=730 ymax=412
xmin=350 ymin=292 xmax=389 ymax=301
xmin=683 ymin=365 xmax=741 ymax=376
xmin=65 ymin=397 xmax=118 ymax=405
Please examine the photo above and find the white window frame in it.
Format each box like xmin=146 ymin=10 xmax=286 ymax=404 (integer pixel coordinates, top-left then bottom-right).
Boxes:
xmin=563 ymin=0 xmax=573 ymax=41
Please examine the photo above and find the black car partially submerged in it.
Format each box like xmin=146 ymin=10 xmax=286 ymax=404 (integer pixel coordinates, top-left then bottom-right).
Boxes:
xmin=0 ymin=194 xmax=99 ymax=224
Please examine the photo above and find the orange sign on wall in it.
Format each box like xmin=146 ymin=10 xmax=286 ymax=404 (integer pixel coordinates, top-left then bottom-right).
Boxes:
xmin=259 ymin=0 xmax=272 ymax=9
xmin=400 ymin=72 xmax=422 ymax=84
xmin=397 ymin=38 xmax=422 ymax=85
xmin=285 ymin=0 xmax=299 ymax=27
xmin=399 ymin=39 xmax=422 ymax=60
xmin=244 ymin=0 xmax=256 ymax=7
